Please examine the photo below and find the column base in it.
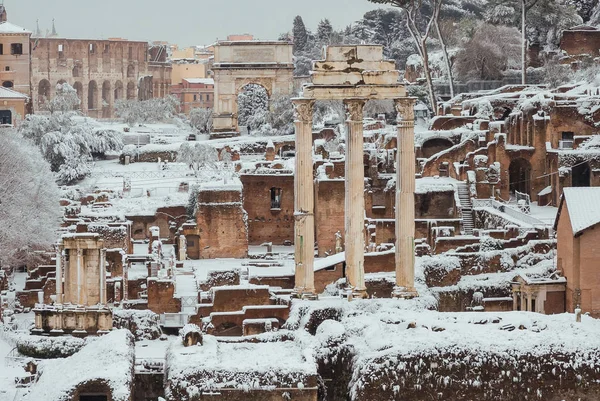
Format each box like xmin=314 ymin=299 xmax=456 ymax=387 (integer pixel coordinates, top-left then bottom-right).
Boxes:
xmin=343 ymin=287 xmax=368 ymax=300
xmin=291 ymin=289 xmax=319 ymax=300
xmin=392 ymin=286 xmax=418 ymax=299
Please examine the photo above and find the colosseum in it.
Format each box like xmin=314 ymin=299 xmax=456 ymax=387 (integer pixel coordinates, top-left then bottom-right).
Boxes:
xmin=30 ymin=37 xmax=170 ymax=118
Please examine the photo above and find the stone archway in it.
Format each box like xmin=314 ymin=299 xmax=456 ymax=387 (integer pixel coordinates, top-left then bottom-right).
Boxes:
xmin=237 ymin=83 xmax=269 ymax=134
xmin=102 ymin=81 xmax=112 ymax=118
xmin=421 ymin=137 xmax=454 ymax=158
xmin=73 ymin=81 xmax=83 ymax=110
xmin=211 ymin=41 xmax=294 ymax=136
xmin=38 ymin=79 xmax=51 ymax=108
xmin=126 ymin=81 xmax=136 ymax=100
xmin=88 ymin=80 xmax=99 ymax=111
xmin=509 ymin=158 xmax=532 ymax=195
xmin=114 ymin=80 xmax=124 ymax=102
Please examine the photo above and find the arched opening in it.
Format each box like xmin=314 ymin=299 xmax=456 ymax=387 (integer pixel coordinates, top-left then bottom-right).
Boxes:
xmin=500 ymin=107 xmax=512 ymax=121
xmin=88 ymin=80 xmax=98 ymax=111
xmin=126 ymin=81 xmax=136 ymax=100
xmin=127 ymin=64 xmax=135 ymax=78
xmin=2 ymin=81 xmax=13 ymax=88
xmin=73 ymin=82 xmax=83 ymax=110
xmin=72 ymin=65 xmax=81 ymax=78
xmin=572 ymin=162 xmax=591 ymax=187
xmin=421 ymin=137 xmax=454 ymax=159
xmin=509 ymin=158 xmax=532 ymax=195
xmin=102 ymin=81 xmax=111 ymax=118
xmin=114 ymin=80 xmax=123 ymax=101
xmin=38 ymin=79 xmax=51 ymax=107
xmin=237 ymin=83 xmax=268 ymax=134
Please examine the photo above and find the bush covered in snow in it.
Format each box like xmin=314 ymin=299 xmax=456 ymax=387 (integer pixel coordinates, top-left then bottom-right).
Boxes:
xmin=112 ymin=309 xmax=162 ymax=341
xmin=16 ymin=334 xmax=86 ymax=359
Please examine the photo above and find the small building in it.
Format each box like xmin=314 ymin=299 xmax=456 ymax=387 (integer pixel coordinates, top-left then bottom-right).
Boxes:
xmin=170 ymin=77 xmax=214 ymax=114
xmin=0 ymin=17 xmax=32 ymax=97
xmin=511 ymin=273 xmax=566 ymax=314
xmin=555 ymin=187 xmax=600 ymax=316
xmin=0 ymin=86 xmax=28 ymax=125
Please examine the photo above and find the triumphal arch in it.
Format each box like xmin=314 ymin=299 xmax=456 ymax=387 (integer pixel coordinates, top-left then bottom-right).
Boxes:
xmin=211 ymin=41 xmax=294 ymax=137
xmin=292 ymin=45 xmax=417 ymax=299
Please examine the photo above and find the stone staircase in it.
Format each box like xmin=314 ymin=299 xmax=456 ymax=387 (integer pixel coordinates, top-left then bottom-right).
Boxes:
xmin=457 ymin=183 xmax=474 ymax=235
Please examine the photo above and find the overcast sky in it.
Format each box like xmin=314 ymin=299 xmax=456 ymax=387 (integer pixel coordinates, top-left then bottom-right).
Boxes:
xmin=9 ymin=0 xmax=386 ymax=47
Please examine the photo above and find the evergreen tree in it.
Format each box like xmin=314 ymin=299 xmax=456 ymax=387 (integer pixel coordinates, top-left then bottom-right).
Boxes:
xmin=292 ymin=16 xmax=308 ymax=53
xmin=316 ymin=19 xmax=334 ymax=44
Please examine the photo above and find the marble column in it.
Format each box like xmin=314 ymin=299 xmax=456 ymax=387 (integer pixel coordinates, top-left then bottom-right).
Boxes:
xmin=55 ymin=247 xmax=63 ymax=304
xmin=392 ymin=98 xmax=418 ymax=299
xmin=76 ymin=248 xmax=83 ymax=305
xmin=99 ymin=249 xmax=106 ymax=305
xmin=292 ymin=98 xmax=317 ymax=299
xmin=344 ymin=99 xmax=367 ymax=299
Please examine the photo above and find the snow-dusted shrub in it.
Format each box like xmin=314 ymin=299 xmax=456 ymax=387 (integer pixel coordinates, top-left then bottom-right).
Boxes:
xmin=112 ymin=309 xmax=162 ymax=341
xmin=115 ymin=96 xmax=179 ymax=127
xmin=180 ymin=324 xmax=203 ymax=346
xmin=480 ymin=236 xmax=503 ymax=252
xmin=16 ymin=335 xmax=85 ymax=359
xmin=188 ymin=107 xmax=213 ymax=133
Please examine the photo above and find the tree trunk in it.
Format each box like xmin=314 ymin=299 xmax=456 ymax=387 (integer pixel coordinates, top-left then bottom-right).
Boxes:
xmin=521 ymin=0 xmax=527 ymax=85
xmin=434 ymin=19 xmax=455 ymax=99
xmin=421 ymin=39 xmax=438 ymax=115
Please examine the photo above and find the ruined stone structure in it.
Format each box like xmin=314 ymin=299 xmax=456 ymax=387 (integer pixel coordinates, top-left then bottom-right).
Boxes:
xmin=211 ymin=41 xmax=294 ymax=136
xmin=32 ymin=233 xmax=112 ymax=336
xmin=30 ymin=37 xmax=153 ymax=118
xmin=292 ymin=45 xmax=416 ymax=299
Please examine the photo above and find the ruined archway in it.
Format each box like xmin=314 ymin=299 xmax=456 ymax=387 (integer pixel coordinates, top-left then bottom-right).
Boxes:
xmin=126 ymin=81 xmax=136 ymax=100
xmin=211 ymin=41 xmax=294 ymax=136
xmin=237 ymin=83 xmax=269 ymax=135
xmin=127 ymin=64 xmax=135 ymax=78
xmin=421 ymin=137 xmax=454 ymax=159
xmin=509 ymin=158 xmax=532 ymax=195
xmin=73 ymin=81 xmax=83 ymax=110
xmin=88 ymin=80 xmax=98 ymax=111
xmin=102 ymin=81 xmax=111 ymax=118
xmin=114 ymin=80 xmax=123 ymax=101
xmin=572 ymin=162 xmax=591 ymax=187
xmin=38 ymin=79 xmax=51 ymax=107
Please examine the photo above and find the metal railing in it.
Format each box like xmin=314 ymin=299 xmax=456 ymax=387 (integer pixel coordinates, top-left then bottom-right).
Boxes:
xmin=472 ymin=199 xmax=547 ymax=227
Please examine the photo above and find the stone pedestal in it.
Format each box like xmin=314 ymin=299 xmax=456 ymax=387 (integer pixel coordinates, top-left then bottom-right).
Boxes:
xmin=344 ymin=99 xmax=367 ymax=298
xmin=292 ymin=99 xmax=317 ymax=299
xmin=392 ymin=98 xmax=418 ymax=299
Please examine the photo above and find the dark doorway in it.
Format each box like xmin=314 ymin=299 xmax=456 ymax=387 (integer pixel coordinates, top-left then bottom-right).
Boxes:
xmin=572 ymin=162 xmax=591 ymax=187
xmin=0 ymin=110 xmax=11 ymax=125
xmin=421 ymin=138 xmax=453 ymax=159
xmin=79 ymin=395 xmax=108 ymax=401
xmin=509 ymin=158 xmax=532 ymax=195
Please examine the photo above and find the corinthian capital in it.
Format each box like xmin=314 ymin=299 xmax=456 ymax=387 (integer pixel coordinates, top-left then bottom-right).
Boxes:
xmin=394 ymin=98 xmax=416 ymax=122
xmin=343 ymin=99 xmax=366 ymax=122
xmin=293 ymin=99 xmax=315 ymax=123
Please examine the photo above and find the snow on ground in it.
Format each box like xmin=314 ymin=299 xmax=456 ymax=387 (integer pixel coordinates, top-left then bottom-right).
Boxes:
xmin=529 ymin=202 xmax=558 ymax=225
xmin=0 ymin=331 xmax=24 ymax=401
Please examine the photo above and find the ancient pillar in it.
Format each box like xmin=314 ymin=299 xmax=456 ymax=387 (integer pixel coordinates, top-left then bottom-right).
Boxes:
xmin=344 ymin=99 xmax=367 ymax=299
xmin=392 ymin=98 xmax=418 ymax=299
xmin=512 ymin=290 xmax=518 ymax=311
xmin=76 ymin=248 xmax=83 ymax=305
xmin=56 ymin=247 xmax=63 ymax=304
xmin=99 ymin=249 xmax=106 ymax=305
xmin=292 ymin=98 xmax=316 ymax=299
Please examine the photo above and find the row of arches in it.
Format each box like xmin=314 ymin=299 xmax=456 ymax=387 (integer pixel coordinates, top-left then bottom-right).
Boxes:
xmin=37 ymin=79 xmax=136 ymax=111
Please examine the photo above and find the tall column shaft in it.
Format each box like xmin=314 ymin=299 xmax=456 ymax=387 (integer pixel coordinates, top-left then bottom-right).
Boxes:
xmin=292 ymin=99 xmax=316 ymax=298
xmin=56 ymin=247 xmax=63 ymax=304
xmin=77 ymin=248 xmax=83 ymax=305
xmin=344 ymin=99 xmax=367 ymax=298
xmin=393 ymin=98 xmax=418 ymax=298
xmin=99 ymin=249 xmax=106 ymax=305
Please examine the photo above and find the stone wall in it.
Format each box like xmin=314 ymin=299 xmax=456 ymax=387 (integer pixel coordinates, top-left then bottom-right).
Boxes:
xmin=147 ymin=279 xmax=180 ymax=314
xmin=241 ymin=174 xmax=294 ymax=245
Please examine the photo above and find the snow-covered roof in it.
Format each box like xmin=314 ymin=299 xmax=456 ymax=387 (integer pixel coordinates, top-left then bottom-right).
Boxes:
xmin=26 ymin=330 xmax=135 ymax=401
xmin=0 ymin=87 xmax=29 ymax=99
xmin=0 ymin=21 xmax=32 ymax=34
xmin=558 ymin=187 xmax=600 ymax=235
xmin=184 ymin=78 xmax=214 ymax=85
